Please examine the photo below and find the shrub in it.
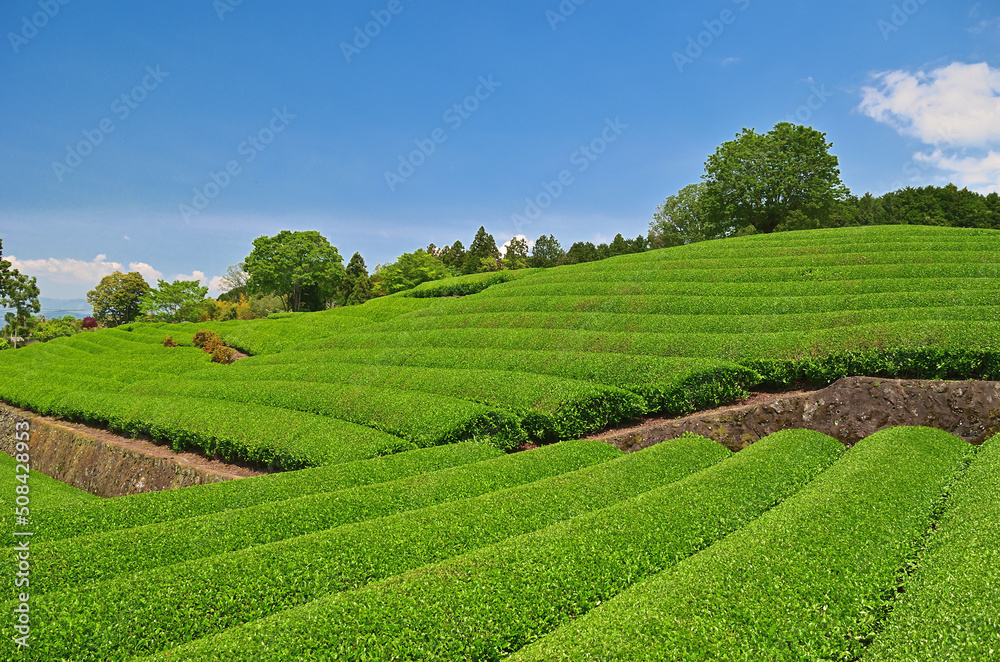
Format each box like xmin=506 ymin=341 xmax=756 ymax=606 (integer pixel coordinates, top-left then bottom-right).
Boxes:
xmin=864 ymin=433 xmax=1000 ymax=661
xmin=146 ymin=430 xmax=843 ymax=661
xmin=81 ymin=316 xmax=99 ymax=330
xmin=9 ymin=437 xmax=721 ymax=660
xmin=514 ymin=427 xmax=971 ymax=661
xmin=211 ymin=345 xmax=235 ymax=364
xmin=162 ymin=336 xmax=178 ymax=348
xmin=192 ymin=329 xmax=223 ymax=350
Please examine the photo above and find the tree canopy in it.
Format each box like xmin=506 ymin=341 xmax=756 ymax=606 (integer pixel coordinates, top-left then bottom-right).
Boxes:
xmin=87 ymin=271 xmax=149 ymax=327
xmin=701 ymin=122 xmax=850 ymax=235
xmin=140 ymin=279 xmax=210 ymax=323
xmin=244 ymin=230 xmax=344 ymax=312
xmin=463 ymin=227 xmax=501 ymax=274
xmin=650 ymin=182 xmax=712 ymax=247
xmin=529 ymin=235 xmax=565 ymax=268
xmin=373 ymin=249 xmax=451 ymax=296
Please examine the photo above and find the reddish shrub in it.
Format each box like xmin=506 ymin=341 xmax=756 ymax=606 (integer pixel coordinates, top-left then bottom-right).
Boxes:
xmin=211 ymin=346 xmax=236 ymax=364
xmin=162 ymin=336 xmax=179 ymax=348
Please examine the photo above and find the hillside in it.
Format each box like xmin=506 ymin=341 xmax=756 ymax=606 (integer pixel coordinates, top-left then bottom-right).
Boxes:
xmin=1 ymin=225 xmax=998 ymax=468
xmin=3 ymin=225 xmax=1000 ymax=659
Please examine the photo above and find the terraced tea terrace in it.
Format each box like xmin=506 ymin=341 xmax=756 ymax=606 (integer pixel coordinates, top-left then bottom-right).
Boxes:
xmin=2 ymin=225 xmax=999 ymax=659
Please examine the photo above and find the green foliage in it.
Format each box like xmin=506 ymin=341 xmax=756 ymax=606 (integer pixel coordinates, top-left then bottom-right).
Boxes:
xmin=439 ymin=239 xmax=466 ymax=271
xmin=864 ymin=433 xmax=1000 ymax=661
xmin=463 ymin=225 xmax=501 ymax=274
xmin=16 ymin=443 xmax=502 ymax=546
xmin=244 ymin=230 xmax=344 ymax=312
xmin=12 ymin=441 xmax=617 ymax=598
xmin=149 ymin=431 xmax=841 ymax=660
xmin=701 ymin=122 xmax=850 ymax=235
xmin=31 ymin=315 xmax=80 ymax=342
xmin=650 ymin=182 xmax=712 ymax=247
xmin=372 ymin=248 xmax=451 ymax=296
xmin=140 ymin=279 xmax=210 ymax=322
xmin=528 ymin=234 xmax=565 ymax=268
xmin=404 ymin=270 xmax=530 ymax=298
xmin=87 ymin=271 xmax=150 ymax=326
xmin=502 ymin=235 xmax=530 ymax=270
xmin=516 ymin=427 xmax=969 ymax=661
xmin=341 ymin=252 xmax=373 ymax=305
xmin=49 ymin=437 xmax=723 ymax=661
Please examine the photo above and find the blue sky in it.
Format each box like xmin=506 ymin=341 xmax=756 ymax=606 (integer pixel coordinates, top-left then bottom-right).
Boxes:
xmin=1 ymin=0 xmax=998 ymax=300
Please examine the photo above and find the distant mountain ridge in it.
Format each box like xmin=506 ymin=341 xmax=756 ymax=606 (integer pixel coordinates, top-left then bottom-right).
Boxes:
xmin=1 ymin=298 xmax=92 ymax=320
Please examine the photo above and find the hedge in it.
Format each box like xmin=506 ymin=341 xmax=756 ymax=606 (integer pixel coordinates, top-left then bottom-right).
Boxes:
xmin=514 ymin=427 xmax=971 ymax=661
xmin=17 ymin=439 xmax=619 ymax=595
xmin=13 ymin=435 xmax=725 ymax=661
xmin=123 ymin=379 xmax=528 ymax=450
xmin=5 ymin=442 xmax=502 ymax=547
xmin=142 ymin=429 xmax=843 ymax=661
xmin=865 ymin=433 xmax=1000 ymax=660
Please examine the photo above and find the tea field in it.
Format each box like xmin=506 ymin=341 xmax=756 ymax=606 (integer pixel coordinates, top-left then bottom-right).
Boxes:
xmin=2 ymin=225 xmax=999 ymax=468
xmin=3 ymin=224 xmax=1000 ymax=659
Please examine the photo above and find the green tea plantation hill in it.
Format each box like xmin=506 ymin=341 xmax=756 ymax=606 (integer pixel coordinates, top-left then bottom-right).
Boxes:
xmin=1 ymin=225 xmax=998 ymax=468
xmin=1 ymin=224 xmax=1000 ymax=659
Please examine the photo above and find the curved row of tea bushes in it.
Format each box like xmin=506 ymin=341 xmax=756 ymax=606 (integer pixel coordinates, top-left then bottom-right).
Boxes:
xmin=18 ymin=440 xmax=619 ymax=595
xmin=123 ymin=378 xmax=528 ymax=450
xmin=14 ymin=436 xmax=726 ymax=661
xmin=0 ymin=451 xmax=96 ymax=513
xmin=864 ymin=433 xmax=1000 ymax=661
xmin=174 ymin=362 xmax=647 ymax=441
xmin=145 ymin=430 xmax=843 ymax=661
xmin=260 ymin=348 xmax=760 ymax=417
xmin=2 ymin=442 xmax=502 ymax=547
xmin=299 ymin=320 xmax=1000 ymax=365
xmin=513 ymin=427 xmax=970 ymax=662
xmin=46 ymin=390 xmax=415 ymax=469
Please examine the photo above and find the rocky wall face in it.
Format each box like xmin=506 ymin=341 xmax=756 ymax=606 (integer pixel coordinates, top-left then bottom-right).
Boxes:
xmin=601 ymin=378 xmax=1000 ymax=454
xmin=0 ymin=405 xmax=239 ymax=498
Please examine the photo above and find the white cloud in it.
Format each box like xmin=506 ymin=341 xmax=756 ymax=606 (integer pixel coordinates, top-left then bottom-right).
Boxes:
xmin=7 ymin=254 xmax=122 ymax=284
xmin=914 ymin=149 xmax=1000 ymax=193
xmin=129 ymin=262 xmax=164 ymax=283
xmin=208 ymin=275 xmax=228 ymax=292
xmin=173 ymin=270 xmax=208 ymax=286
xmin=859 ymin=62 xmax=1000 ymax=146
xmin=859 ymin=62 xmax=1000 ymax=193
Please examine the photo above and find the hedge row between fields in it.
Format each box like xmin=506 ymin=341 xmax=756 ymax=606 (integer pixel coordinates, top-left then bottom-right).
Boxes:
xmin=513 ymin=427 xmax=971 ymax=661
xmin=11 ymin=435 xmax=727 ymax=661
xmin=143 ymin=429 xmax=843 ymax=661
xmin=9 ymin=442 xmax=501 ymax=547
xmin=16 ymin=440 xmax=620 ymax=595
xmin=864 ymin=432 xmax=1000 ymax=661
